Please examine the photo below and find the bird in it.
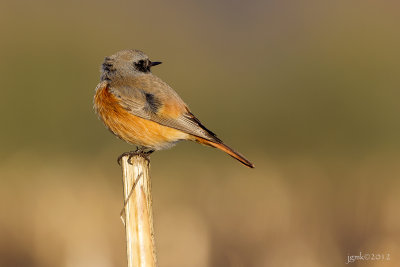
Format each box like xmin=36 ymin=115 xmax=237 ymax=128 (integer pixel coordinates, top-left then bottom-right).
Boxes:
xmin=94 ymin=49 xmax=254 ymax=168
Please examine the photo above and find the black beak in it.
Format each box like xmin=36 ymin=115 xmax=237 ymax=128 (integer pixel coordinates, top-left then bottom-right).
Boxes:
xmin=150 ymin=61 xmax=162 ymax=67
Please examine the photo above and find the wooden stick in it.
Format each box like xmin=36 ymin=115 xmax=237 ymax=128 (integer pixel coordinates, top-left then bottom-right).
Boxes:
xmin=120 ymin=154 xmax=157 ymax=267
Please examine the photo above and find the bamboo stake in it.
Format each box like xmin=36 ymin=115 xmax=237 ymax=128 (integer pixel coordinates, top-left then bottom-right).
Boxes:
xmin=120 ymin=154 xmax=157 ymax=267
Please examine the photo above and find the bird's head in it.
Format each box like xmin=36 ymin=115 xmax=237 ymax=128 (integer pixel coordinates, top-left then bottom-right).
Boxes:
xmin=100 ymin=49 xmax=162 ymax=82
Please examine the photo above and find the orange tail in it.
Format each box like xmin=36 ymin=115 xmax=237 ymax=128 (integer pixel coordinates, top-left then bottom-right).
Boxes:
xmin=195 ymin=137 xmax=255 ymax=168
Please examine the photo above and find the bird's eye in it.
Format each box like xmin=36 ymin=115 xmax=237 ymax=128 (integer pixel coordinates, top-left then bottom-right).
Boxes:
xmin=134 ymin=59 xmax=150 ymax=72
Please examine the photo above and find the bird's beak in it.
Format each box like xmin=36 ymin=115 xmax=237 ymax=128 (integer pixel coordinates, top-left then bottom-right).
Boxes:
xmin=150 ymin=61 xmax=162 ymax=67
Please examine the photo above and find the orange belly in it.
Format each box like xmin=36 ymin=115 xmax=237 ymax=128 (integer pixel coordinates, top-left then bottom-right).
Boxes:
xmin=94 ymin=84 xmax=188 ymax=150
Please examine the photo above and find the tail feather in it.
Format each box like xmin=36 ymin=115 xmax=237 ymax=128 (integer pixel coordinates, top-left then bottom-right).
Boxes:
xmin=195 ymin=137 xmax=255 ymax=168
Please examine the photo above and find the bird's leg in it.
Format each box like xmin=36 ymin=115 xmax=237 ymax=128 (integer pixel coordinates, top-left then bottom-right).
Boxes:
xmin=140 ymin=149 xmax=155 ymax=161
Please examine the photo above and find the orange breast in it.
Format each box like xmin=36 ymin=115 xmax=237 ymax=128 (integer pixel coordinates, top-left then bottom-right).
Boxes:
xmin=94 ymin=83 xmax=188 ymax=150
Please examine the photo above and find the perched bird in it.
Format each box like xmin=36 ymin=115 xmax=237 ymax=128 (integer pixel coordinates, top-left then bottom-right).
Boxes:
xmin=94 ymin=50 xmax=254 ymax=168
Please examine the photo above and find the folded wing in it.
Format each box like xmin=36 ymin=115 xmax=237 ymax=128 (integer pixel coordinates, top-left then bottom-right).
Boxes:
xmin=109 ymin=84 xmax=222 ymax=144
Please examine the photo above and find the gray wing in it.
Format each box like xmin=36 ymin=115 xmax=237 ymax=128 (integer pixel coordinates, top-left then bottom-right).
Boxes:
xmin=109 ymin=85 xmax=222 ymax=143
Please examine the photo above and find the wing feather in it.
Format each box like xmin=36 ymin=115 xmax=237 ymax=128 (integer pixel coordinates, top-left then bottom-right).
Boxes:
xmin=109 ymin=85 xmax=221 ymax=143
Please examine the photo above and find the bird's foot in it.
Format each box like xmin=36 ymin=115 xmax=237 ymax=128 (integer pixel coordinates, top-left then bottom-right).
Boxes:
xmin=117 ymin=149 xmax=139 ymax=165
xmin=117 ymin=148 xmax=155 ymax=165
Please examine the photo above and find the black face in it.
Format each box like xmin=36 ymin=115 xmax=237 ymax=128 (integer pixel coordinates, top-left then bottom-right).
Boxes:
xmin=134 ymin=59 xmax=162 ymax=73
xmin=135 ymin=59 xmax=151 ymax=73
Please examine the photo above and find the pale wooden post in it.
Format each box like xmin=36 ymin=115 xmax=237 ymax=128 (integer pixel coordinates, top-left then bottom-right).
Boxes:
xmin=120 ymin=154 xmax=157 ymax=267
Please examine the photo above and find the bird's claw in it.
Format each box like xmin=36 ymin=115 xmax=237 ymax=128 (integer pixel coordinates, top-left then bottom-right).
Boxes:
xmin=117 ymin=148 xmax=155 ymax=165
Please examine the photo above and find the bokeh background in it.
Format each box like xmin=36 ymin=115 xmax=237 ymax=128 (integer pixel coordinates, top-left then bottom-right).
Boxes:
xmin=1 ymin=0 xmax=399 ymax=266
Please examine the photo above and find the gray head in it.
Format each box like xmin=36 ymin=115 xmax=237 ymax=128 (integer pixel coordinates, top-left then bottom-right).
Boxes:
xmin=100 ymin=49 xmax=162 ymax=81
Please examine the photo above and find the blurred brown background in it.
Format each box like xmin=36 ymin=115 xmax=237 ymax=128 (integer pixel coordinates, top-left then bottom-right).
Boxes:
xmin=1 ymin=0 xmax=399 ymax=266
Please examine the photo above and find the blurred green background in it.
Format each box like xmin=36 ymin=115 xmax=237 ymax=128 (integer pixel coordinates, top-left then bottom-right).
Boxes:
xmin=1 ymin=0 xmax=399 ymax=266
